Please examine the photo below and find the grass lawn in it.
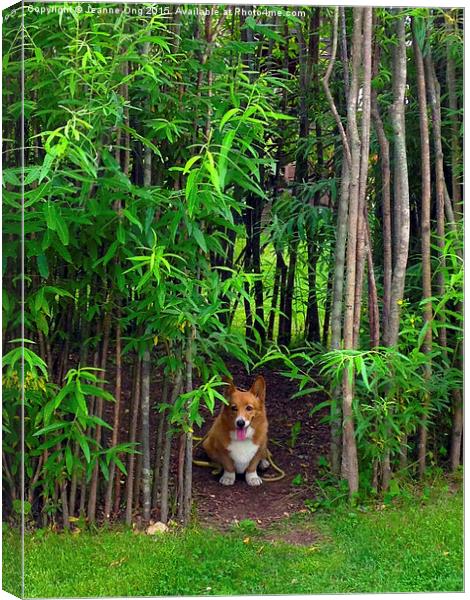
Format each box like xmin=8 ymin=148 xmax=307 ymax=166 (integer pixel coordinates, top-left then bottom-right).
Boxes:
xmin=3 ymin=482 xmax=463 ymax=597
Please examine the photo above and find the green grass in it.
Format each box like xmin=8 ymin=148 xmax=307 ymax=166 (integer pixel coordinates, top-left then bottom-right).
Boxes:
xmin=1 ymin=524 xmax=22 ymax=598
xmin=3 ymin=484 xmax=463 ymax=597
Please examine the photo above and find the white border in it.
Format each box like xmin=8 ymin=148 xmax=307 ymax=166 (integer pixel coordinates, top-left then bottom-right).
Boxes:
xmin=0 ymin=2 xmax=466 ymax=600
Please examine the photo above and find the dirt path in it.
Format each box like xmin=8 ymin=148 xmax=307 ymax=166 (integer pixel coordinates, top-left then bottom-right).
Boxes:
xmin=102 ymin=357 xmax=329 ymax=529
xmin=192 ymin=363 xmax=330 ymax=529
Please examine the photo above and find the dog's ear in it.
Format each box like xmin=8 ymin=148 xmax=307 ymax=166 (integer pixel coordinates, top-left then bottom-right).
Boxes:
xmin=249 ymin=375 xmax=266 ymax=403
xmin=222 ymin=376 xmax=236 ymax=398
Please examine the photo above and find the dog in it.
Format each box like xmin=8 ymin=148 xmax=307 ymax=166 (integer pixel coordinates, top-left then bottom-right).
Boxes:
xmin=203 ymin=375 xmax=270 ymax=486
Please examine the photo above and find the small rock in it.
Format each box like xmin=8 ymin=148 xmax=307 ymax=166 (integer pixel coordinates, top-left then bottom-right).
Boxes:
xmin=146 ymin=521 xmax=168 ymax=535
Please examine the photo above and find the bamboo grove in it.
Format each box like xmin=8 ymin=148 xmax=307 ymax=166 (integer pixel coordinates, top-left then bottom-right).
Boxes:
xmin=2 ymin=4 xmax=463 ymax=528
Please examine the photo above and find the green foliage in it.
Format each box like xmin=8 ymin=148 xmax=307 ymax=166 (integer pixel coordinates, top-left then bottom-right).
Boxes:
xmin=232 ymin=518 xmax=259 ymax=535
xmin=3 ymin=6 xmax=290 ymax=429
xmin=2 ymin=3 xmax=463 ymax=523
xmin=5 ymin=483 xmax=462 ymax=596
xmin=2 ymin=342 xmax=128 ymax=513
xmin=292 ymin=473 xmax=304 ymax=486
xmin=289 ymin=421 xmax=302 ymax=448
xmin=169 ymin=377 xmax=228 ymax=430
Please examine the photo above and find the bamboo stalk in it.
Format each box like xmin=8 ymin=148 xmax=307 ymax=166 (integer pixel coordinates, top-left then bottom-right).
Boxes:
xmin=125 ymin=356 xmax=142 ymax=526
xmin=141 ymin=347 xmax=152 ymax=523
xmin=152 ymin=378 xmax=169 ymax=509
xmin=160 ymin=369 xmax=182 ymax=524
xmin=87 ymin=308 xmax=112 ymax=523
xmin=104 ymin=315 xmax=122 ymax=520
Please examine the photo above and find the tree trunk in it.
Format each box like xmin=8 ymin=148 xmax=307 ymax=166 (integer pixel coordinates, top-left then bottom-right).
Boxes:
xmin=445 ymin=14 xmax=462 ymax=220
xmin=68 ymin=442 xmax=79 ymax=517
xmin=352 ymin=8 xmax=373 ymax=349
xmin=424 ymin=53 xmax=447 ymax=354
xmin=385 ymin=14 xmax=410 ymax=349
xmin=267 ymin=251 xmax=284 ymax=341
xmin=125 ymin=355 xmax=141 ymax=526
xmin=424 ymin=44 xmax=463 ymax=473
xmin=306 ymin=10 xmax=322 ymax=344
xmin=365 ymin=222 xmax=380 ymax=348
xmin=323 ymin=7 xmax=349 ymax=476
xmin=379 ymin=14 xmax=410 ymax=488
xmin=104 ymin=315 xmax=122 ymax=519
xmin=152 ymin=378 xmax=169 ymax=508
xmin=450 ymin=385 xmax=463 ymax=471
xmin=141 ymin=347 xmax=152 ymax=524
xmin=371 ymin=91 xmax=392 ymax=332
xmin=177 ymin=432 xmax=186 ymax=523
xmin=340 ymin=7 xmax=364 ymax=495
xmin=251 ymin=195 xmax=265 ymax=345
xmin=61 ymin=481 xmax=70 ymax=530
xmin=278 ymin=243 xmax=298 ymax=346
xmin=78 ymin=348 xmax=99 ymax=517
xmin=412 ymin=20 xmax=433 ymax=479
xmin=243 ymin=206 xmax=254 ymax=339
xmin=87 ymin=308 xmax=112 ymax=523
xmin=160 ymin=369 xmax=183 ymax=524
xmin=306 ymin=241 xmax=320 ymax=343
xmin=183 ymin=326 xmax=196 ymax=524
xmin=339 ymin=7 xmax=349 ymax=97
xmin=322 ymin=255 xmax=333 ymax=346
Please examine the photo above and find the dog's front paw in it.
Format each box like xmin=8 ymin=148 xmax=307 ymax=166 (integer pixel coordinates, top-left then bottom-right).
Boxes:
xmin=259 ymin=458 xmax=269 ymax=470
xmin=246 ymin=472 xmax=263 ymax=486
xmin=219 ymin=470 xmax=236 ymax=486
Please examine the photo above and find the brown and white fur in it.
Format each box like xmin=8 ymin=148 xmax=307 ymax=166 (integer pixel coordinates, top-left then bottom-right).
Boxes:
xmin=203 ymin=375 xmax=269 ymax=486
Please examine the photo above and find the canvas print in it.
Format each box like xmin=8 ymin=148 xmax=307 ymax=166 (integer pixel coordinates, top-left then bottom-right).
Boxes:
xmin=1 ymin=1 xmax=464 ymax=597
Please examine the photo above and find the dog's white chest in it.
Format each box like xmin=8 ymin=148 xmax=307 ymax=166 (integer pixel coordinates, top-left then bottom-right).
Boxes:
xmin=228 ymin=436 xmax=259 ymax=474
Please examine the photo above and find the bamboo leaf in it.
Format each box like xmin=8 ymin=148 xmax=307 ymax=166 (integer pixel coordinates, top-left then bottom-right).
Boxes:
xmin=219 ymin=108 xmax=240 ymax=130
xmin=192 ymin=227 xmax=207 ymax=253
xmin=205 ymin=151 xmax=221 ymax=194
xmin=37 ymin=254 xmax=49 ymax=279
xmin=79 ymin=438 xmax=91 ymax=463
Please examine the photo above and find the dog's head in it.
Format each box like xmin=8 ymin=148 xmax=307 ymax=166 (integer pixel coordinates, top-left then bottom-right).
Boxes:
xmin=222 ymin=375 xmax=266 ymax=440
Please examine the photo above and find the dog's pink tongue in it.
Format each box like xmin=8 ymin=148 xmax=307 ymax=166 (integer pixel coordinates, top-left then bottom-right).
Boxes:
xmin=236 ymin=428 xmax=247 ymax=441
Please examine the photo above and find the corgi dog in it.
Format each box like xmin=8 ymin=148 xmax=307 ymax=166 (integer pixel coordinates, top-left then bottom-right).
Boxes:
xmin=203 ymin=375 xmax=269 ymax=486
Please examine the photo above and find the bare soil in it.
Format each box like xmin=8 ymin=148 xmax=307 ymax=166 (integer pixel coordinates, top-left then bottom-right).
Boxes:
xmin=261 ymin=526 xmax=325 ymax=547
xmin=191 ymin=362 xmax=330 ymax=529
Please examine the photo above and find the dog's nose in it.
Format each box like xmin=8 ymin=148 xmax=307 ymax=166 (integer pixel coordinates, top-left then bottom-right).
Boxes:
xmin=236 ymin=418 xmax=245 ymax=429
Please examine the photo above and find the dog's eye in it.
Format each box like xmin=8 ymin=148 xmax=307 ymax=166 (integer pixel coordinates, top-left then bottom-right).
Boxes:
xmin=231 ymin=405 xmax=237 ymax=412
xmin=246 ymin=405 xmax=253 ymax=412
